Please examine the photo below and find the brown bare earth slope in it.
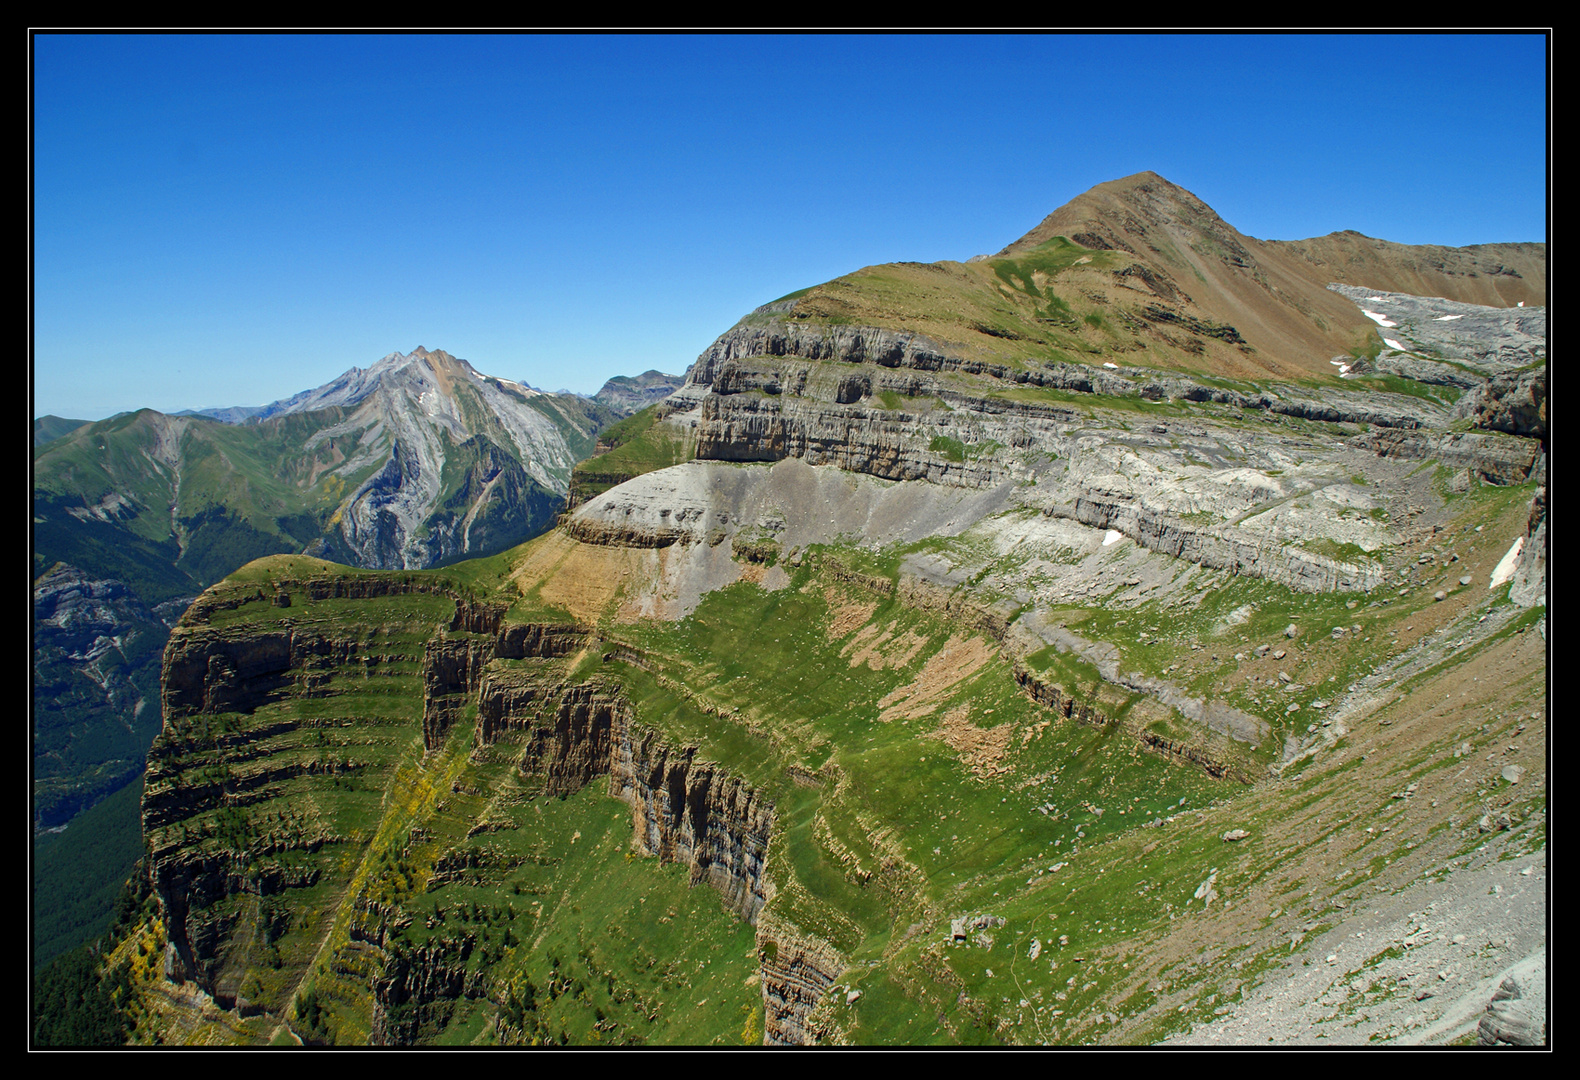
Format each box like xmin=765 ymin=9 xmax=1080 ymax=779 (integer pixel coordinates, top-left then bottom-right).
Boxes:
xmin=1263 ymin=232 xmax=1546 ymax=309
xmin=997 ymin=172 xmax=1546 ymax=380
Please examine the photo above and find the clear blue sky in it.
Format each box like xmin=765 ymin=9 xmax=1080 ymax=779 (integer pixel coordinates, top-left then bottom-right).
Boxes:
xmin=32 ymin=33 xmax=1549 ymax=421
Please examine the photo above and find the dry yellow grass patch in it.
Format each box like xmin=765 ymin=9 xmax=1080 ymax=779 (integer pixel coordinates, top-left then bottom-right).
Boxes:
xmin=927 ymin=703 xmax=1015 ymax=780
xmin=510 ymin=531 xmax=655 ymax=624
xmin=876 ymin=633 xmax=997 ymax=721
xmin=822 ymin=586 xmax=878 ymax=641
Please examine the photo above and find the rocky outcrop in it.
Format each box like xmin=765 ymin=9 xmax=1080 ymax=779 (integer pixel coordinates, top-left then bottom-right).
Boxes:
xmin=897 ymin=573 xmax=1011 ymax=641
xmin=1012 ymin=662 xmax=1248 ymax=781
xmin=687 ymin=322 xmax=960 ymax=388
xmin=1509 ymin=459 xmax=1547 ymax=608
xmin=160 ymin=626 xmax=372 ymax=718
xmin=1162 ymin=380 xmax=1439 ymax=429
xmin=369 ymin=934 xmax=489 ymax=1046
xmin=1351 ymin=428 xmax=1541 ymax=485
xmin=609 ymin=727 xmax=774 ymax=924
xmin=562 ymin=513 xmax=688 ymax=548
xmin=1326 ymin=285 xmax=1546 ymax=369
xmin=425 ymin=612 xmax=591 ymax=749
xmin=694 ymin=392 xmax=1018 ymax=488
xmin=513 ymin=681 xmax=626 ymax=797
xmin=1452 ymin=365 xmax=1547 ymax=441
xmin=1477 ymin=975 xmax=1545 ymax=1046
xmin=756 ymin=913 xmax=846 ymax=1046
xmin=481 ymin=675 xmax=775 ymax=926
xmin=422 ymin=635 xmax=494 ymax=749
xmin=1046 ymin=495 xmax=1386 ymax=594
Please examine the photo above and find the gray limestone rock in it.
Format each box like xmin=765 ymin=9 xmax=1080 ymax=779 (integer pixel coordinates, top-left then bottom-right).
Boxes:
xmin=1477 ymin=976 xmax=1545 ymax=1046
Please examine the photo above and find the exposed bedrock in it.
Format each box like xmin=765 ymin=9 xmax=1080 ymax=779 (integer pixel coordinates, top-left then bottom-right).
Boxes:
xmin=160 ymin=625 xmax=371 ymax=720
xmin=422 ymin=636 xmax=495 ymax=749
xmin=424 ymin=619 xmax=590 ymax=749
xmin=1048 ymin=494 xmax=1386 ymax=593
xmin=369 ymin=935 xmax=489 ymax=1046
xmin=481 ymin=675 xmax=775 ymax=926
xmin=1451 ymin=365 xmax=1548 ymax=441
xmin=609 ymin=725 xmax=774 ymax=925
xmin=567 ymin=458 xmax=1019 ymax=557
xmin=1509 ymin=457 xmax=1547 ymax=608
xmin=756 ymin=913 xmax=846 ymax=1046
xmin=694 ymin=392 xmax=1019 ymax=488
xmin=571 ymin=449 xmax=1384 ymax=599
xmin=1351 ymin=428 xmax=1541 ymax=485
xmin=689 ymin=319 xmax=1446 ymax=428
xmin=1011 ymin=662 xmax=1249 ymax=781
xmin=689 ymin=322 xmax=981 ymax=387
xmin=1326 ymin=285 xmax=1547 ymax=370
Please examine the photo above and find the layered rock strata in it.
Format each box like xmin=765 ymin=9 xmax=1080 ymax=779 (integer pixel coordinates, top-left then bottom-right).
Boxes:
xmin=477 ymin=676 xmax=774 ymax=925
xmin=1351 ymin=429 xmax=1541 ymax=486
xmin=1043 ymin=495 xmax=1385 ymax=593
xmin=1012 ymin=662 xmax=1247 ymax=782
xmin=755 ymin=913 xmax=847 ymax=1046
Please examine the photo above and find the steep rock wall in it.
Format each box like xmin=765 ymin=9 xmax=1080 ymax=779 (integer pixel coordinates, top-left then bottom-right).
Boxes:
xmin=1451 ymin=366 xmax=1548 ymax=441
xmin=480 ymin=677 xmax=775 ymax=925
xmin=1352 ymin=429 xmax=1541 ymax=486
xmin=369 ymin=935 xmax=489 ymax=1046
xmin=755 ymin=913 xmax=847 ymax=1046
xmin=608 ymin=726 xmax=774 ymax=925
xmin=424 ymin=619 xmax=591 ymax=749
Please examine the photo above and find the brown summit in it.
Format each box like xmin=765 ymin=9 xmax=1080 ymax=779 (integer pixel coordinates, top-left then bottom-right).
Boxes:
xmin=998 ymin=171 xmax=1545 ymax=379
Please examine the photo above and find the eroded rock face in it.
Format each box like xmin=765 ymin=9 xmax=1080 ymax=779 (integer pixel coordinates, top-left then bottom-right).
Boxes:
xmin=756 ymin=914 xmax=846 ymax=1046
xmin=1453 ymin=366 xmax=1548 ymax=441
xmin=480 ymin=675 xmax=776 ymax=927
xmin=1509 ymin=463 xmax=1547 ymax=608
xmin=1351 ymin=428 xmax=1540 ymax=486
xmin=370 ymin=936 xmax=489 ymax=1046
xmin=33 ymin=564 xmax=179 ymax=826
xmin=610 ymin=727 xmax=774 ymax=925
xmin=1477 ymin=976 xmax=1546 ymax=1046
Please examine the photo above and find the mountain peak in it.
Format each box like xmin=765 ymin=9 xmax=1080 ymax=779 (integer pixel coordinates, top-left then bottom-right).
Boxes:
xmin=998 ymin=172 xmax=1232 ymax=258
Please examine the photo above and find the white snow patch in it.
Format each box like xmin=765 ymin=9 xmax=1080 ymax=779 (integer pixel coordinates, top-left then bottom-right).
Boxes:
xmin=1489 ymin=537 xmax=1526 ymax=588
xmin=1383 ymin=338 xmax=1409 ymax=352
xmin=1103 ymin=362 xmax=1120 ymax=369
xmin=1366 ymin=296 xmax=1386 ymax=303
xmin=1518 ymin=301 xmax=1525 ymax=307
xmin=1434 ymin=314 xmax=1465 ymax=321
xmin=1330 ymin=360 xmax=1352 ymax=374
xmin=1363 ymin=310 xmax=1399 ymax=327
xmin=1102 ymin=529 xmax=1124 ymax=547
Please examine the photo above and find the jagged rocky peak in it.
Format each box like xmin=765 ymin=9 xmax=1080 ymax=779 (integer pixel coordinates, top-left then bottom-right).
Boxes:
xmin=267 ymin=345 xmax=493 ymax=418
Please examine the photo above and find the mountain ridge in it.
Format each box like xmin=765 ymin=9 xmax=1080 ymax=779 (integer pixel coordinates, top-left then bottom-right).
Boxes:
xmin=38 ymin=172 xmax=1548 ymax=1046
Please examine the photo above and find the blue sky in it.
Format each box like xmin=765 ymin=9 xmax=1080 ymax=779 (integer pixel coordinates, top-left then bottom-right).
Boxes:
xmin=32 ymin=33 xmax=1548 ymax=421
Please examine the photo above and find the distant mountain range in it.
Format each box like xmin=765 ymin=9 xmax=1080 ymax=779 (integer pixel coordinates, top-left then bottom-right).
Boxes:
xmin=31 ymin=347 xmax=679 ymax=841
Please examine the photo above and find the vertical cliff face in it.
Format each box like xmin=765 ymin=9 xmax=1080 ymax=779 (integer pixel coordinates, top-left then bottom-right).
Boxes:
xmin=423 ymin=615 xmax=591 ymax=750
xmin=480 ymin=675 xmax=775 ymax=926
xmin=369 ymin=935 xmax=490 ymax=1046
xmin=608 ymin=726 xmax=774 ymax=925
xmin=755 ymin=914 xmax=846 ymax=1046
